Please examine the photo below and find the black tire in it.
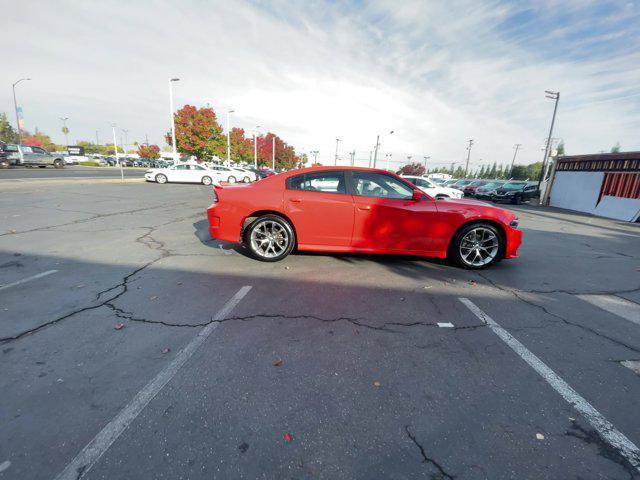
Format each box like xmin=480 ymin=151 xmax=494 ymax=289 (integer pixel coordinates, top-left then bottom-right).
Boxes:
xmin=243 ymin=176 xmax=251 ymax=183
xmin=202 ymin=176 xmax=213 ymax=185
xmin=449 ymin=222 xmax=503 ymax=270
xmin=227 ymin=175 xmax=237 ymax=183
xmin=156 ymin=174 xmax=168 ymax=184
xmin=53 ymin=159 xmax=64 ymax=169
xmin=38 ymin=165 xmax=46 ymax=168
xmin=243 ymin=214 xmax=295 ymax=262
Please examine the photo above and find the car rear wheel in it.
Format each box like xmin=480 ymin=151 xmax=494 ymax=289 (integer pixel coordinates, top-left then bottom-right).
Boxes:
xmin=242 ymin=176 xmax=251 ymax=183
xmin=450 ymin=223 xmax=502 ymax=269
xmin=227 ymin=175 xmax=237 ymax=183
xmin=156 ymin=174 xmax=168 ymax=184
xmin=244 ymin=214 xmax=295 ymax=262
xmin=202 ymin=176 xmax=212 ymax=185
xmin=53 ymin=159 xmax=64 ymax=169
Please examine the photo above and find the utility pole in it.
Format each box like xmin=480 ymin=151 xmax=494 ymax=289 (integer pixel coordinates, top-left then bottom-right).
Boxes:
xmin=122 ymin=129 xmax=129 ymax=153
xmin=538 ymin=91 xmax=560 ymax=191
xmin=464 ymin=139 xmax=474 ymax=176
xmin=423 ymin=156 xmax=430 ymax=171
xmin=368 ymin=151 xmax=372 ymax=168
xmin=96 ymin=130 xmax=100 ymax=146
xmin=372 ymin=130 xmax=394 ymax=168
xmin=253 ymin=126 xmax=261 ymax=168
xmin=334 ymin=138 xmax=341 ymax=166
xmin=112 ymin=123 xmax=123 ymax=181
xmin=385 ymin=153 xmax=392 ymax=171
xmin=510 ymin=143 xmax=522 ymax=177
xmin=310 ymin=150 xmax=319 ymax=164
xmin=145 ymin=133 xmax=149 ymax=146
xmin=349 ymin=150 xmax=355 ymax=166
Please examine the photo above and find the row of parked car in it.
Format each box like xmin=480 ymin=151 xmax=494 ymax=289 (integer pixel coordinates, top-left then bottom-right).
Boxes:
xmin=144 ymin=162 xmax=277 ymax=185
xmin=427 ymin=178 xmax=540 ymax=204
xmin=0 ymin=142 xmax=66 ymax=168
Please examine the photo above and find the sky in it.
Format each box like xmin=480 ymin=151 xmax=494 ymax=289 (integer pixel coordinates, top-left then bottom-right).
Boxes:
xmin=2 ymin=0 xmax=639 ymax=170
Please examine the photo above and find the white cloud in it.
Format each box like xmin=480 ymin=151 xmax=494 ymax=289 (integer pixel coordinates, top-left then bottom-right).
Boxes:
xmin=1 ymin=0 xmax=638 ymax=169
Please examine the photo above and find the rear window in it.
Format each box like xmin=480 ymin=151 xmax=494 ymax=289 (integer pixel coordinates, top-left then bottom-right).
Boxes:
xmin=287 ymin=171 xmax=346 ymax=194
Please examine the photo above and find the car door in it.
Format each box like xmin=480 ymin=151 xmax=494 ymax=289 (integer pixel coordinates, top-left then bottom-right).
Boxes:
xmin=31 ymin=147 xmax=51 ymax=165
xmin=283 ymin=170 xmax=354 ymax=247
xmin=349 ymin=171 xmax=439 ymax=254
xmin=20 ymin=146 xmax=36 ymax=165
xmin=169 ymin=165 xmax=192 ymax=182
xmin=524 ymin=184 xmax=538 ymax=200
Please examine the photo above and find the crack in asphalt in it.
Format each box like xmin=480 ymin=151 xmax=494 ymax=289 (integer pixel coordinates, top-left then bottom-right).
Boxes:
xmin=476 ymin=272 xmax=640 ymax=355
xmin=405 ymin=425 xmax=455 ymax=479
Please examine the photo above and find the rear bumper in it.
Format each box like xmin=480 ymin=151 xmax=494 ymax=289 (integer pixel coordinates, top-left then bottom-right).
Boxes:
xmin=206 ymin=203 xmax=240 ymax=243
xmin=504 ymin=227 xmax=522 ymax=259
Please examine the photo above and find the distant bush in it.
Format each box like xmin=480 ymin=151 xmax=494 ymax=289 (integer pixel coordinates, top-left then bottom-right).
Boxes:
xmin=79 ymin=161 xmax=102 ymax=167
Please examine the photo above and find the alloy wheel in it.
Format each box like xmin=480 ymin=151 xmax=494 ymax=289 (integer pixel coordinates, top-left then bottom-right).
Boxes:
xmin=459 ymin=227 xmax=499 ymax=267
xmin=250 ymin=220 xmax=289 ymax=259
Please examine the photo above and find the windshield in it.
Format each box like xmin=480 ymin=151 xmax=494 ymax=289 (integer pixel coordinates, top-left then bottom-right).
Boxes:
xmin=455 ymin=180 xmax=472 ymax=186
xmin=501 ymin=182 xmax=526 ymax=190
xmin=480 ymin=182 xmax=504 ymax=189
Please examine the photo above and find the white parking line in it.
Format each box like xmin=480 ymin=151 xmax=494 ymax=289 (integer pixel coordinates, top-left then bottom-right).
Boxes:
xmin=459 ymin=297 xmax=640 ymax=473
xmin=0 ymin=270 xmax=58 ymax=292
xmin=577 ymin=295 xmax=640 ymax=327
xmin=437 ymin=322 xmax=454 ymax=328
xmin=53 ymin=285 xmax=253 ymax=480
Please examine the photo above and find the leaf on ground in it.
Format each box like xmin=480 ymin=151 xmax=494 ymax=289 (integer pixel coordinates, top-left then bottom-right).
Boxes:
xmin=114 ymin=323 xmax=125 ymax=330
xmin=283 ymin=433 xmax=293 ymax=442
xmin=373 ymin=381 xmax=381 ymax=387
xmin=536 ymin=433 xmax=545 ymax=440
xmin=273 ymin=359 xmax=284 ymax=367
xmin=150 ymin=295 xmax=158 ymax=300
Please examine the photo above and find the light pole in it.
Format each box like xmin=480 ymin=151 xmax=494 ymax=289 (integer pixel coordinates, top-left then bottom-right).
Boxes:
xmin=59 ymin=117 xmax=69 ymax=145
xmin=464 ymin=139 xmax=474 ymax=176
xmin=368 ymin=151 xmax=372 ymax=168
xmin=423 ymin=156 xmax=430 ymax=170
xmin=538 ymin=91 xmax=560 ymax=189
xmin=310 ymin=150 xmax=319 ymax=164
xmin=226 ymin=110 xmax=234 ymax=163
xmin=385 ymin=153 xmax=392 ymax=171
xmin=169 ymin=78 xmax=180 ymax=163
xmin=372 ymin=130 xmax=394 ymax=168
xmin=509 ymin=144 xmax=522 ymax=178
xmin=96 ymin=130 xmax=100 ymax=146
xmin=12 ymin=78 xmax=30 ymax=144
xmin=112 ymin=123 xmax=123 ymax=181
xmin=272 ymin=135 xmax=276 ymax=170
xmin=350 ymin=150 xmax=356 ymax=166
xmin=334 ymin=138 xmax=341 ymax=165
xmin=253 ymin=126 xmax=261 ymax=168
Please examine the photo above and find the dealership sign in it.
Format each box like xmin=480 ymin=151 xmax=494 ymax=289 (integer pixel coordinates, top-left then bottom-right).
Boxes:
xmin=67 ymin=146 xmax=85 ymax=156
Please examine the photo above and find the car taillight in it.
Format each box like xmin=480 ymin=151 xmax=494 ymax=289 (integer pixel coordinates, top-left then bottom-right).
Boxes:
xmin=510 ymin=218 xmax=519 ymax=228
xmin=212 ymin=190 xmax=218 ymax=203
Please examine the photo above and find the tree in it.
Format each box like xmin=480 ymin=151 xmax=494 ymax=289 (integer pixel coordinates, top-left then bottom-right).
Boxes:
xmin=229 ymin=127 xmax=253 ymax=163
xmin=611 ymin=142 xmax=621 ymax=153
xmin=397 ymin=163 xmax=426 ymax=176
xmin=22 ymin=128 xmax=57 ymax=151
xmin=0 ymin=113 xmax=19 ymax=143
xmin=165 ymin=105 xmax=225 ymax=160
xmin=138 ymin=144 xmax=161 ymax=160
xmin=488 ymin=162 xmax=497 ymax=178
xmin=556 ymin=142 xmax=565 ymax=155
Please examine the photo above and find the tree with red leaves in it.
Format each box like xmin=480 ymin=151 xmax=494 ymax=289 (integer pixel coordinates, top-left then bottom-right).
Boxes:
xmin=397 ymin=163 xmax=426 ymax=176
xmin=138 ymin=144 xmax=161 ymax=160
xmin=165 ymin=105 xmax=225 ymax=160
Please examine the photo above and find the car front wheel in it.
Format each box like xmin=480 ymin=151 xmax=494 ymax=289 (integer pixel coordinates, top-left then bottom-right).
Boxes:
xmin=243 ymin=176 xmax=251 ymax=183
xmin=202 ymin=176 xmax=212 ymax=185
xmin=227 ymin=175 xmax=237 ymax=183
xmin=155 ymin=174 xmax=168 ymax=184
xmin=244 ymin=214 xmax=295 ymax=262
xmin=450 ymin=223 xmax=502 ymax=269
xmin=53 ymin=159 xmax=64 ymax=168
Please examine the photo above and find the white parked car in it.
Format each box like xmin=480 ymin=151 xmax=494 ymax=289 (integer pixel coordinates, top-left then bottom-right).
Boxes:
xmin=401 ymin=175 xmax=464 ymax=199
xmin=145 ymin=164 xmax=222 ymax=185
xmin=205 ymin=164 xmax=255 ymax=183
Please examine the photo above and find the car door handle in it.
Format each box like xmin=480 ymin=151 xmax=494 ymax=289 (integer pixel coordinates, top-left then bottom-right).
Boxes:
xmin=357 ymin=205 xmax=372 ymax=211
xmin=289 ymin=198 xmax=302 ymax=203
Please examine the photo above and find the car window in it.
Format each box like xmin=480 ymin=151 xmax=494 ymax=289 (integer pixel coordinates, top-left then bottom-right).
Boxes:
xmin=5 ymin=145 xmax=18 ymax=152
xmin=352 ymin=172 xmax=413 ymax=199
xmin=525 ymin=185 xmax=537 ymax=191
xmin=32 ymin=147 xmax=46 ymax=154
xmin=288 ymin=171 xmax=346 ymax=194
xmin=176 ymin=165 xmax=189 ymax=170
xmin=502 ymin=182 xmax=525 ymax=190
xmin=411 ymin=178 xmax=431 ymax=188
xmin=21 ymin=146 xmax=33 ymax=154
xmin=193 ymin=165 xmax=205 ymax=170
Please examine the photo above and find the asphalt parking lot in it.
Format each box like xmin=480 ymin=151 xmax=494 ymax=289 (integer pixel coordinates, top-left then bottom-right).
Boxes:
xmin=1 ymin=174 xmax=639 ymax=479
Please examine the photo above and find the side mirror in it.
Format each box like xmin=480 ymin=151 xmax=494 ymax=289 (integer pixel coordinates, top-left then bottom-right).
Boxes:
xmin=412 ymin=189 xmax=423 ymax=201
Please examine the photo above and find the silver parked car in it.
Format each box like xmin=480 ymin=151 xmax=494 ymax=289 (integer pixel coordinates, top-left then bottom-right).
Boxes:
xmin=4 ymin=144 xmax=65 ymax=168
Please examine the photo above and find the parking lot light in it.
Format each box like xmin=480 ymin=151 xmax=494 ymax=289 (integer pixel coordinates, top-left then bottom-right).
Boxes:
xmin=253 ymin=125 xmax=261 ymax=168
xmin=226 ymin=110 xmax=234 ymax=163
xmin=112 ymin=123 xmax=123 ymax=181
xmin=169 ymin=78 xmax=180 ymax=164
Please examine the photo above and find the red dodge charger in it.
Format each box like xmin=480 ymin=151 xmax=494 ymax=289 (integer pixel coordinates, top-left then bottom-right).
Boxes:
xmin=207 ymin=166 xmax=522 ymax=269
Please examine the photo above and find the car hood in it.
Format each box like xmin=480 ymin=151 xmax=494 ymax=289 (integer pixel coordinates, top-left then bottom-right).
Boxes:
xmin=495 ymin=188 xmax=522 ymax=194
xmin=439 ymin=197 xmax=490 ymax=207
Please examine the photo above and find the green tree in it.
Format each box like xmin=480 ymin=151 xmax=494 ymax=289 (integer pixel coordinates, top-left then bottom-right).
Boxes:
xmin=478 ymin=165 xmax=486 ymax=178
xmin=556 ymin=142 xmax=565 ymax=155
xmin=489 ymin=162 xmax=497 ymax=178
xmin=0 ymin=113 xmax=19 ymax=143
xmin=611 ymin=142 xmax=621 ymax=153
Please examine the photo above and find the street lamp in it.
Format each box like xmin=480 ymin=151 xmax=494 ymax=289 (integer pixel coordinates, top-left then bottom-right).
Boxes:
xmin=12 ymin=78 xmax=31 ymax=144
xmin=310 ymin=150 xmax=319 ymax=164
xmin=169 ymin=78 xmax=180 ymax=163
xmin=334 ymin=138 xmax=341 ymax=166
xmin=253 ymin=125 xmax=261 ymax=168
xmin=385 ymin=153 xmax=392 ymax=171
xmin=423 ymin=156 xmax=430 ymax=170
xmin=464 ymin=139 xmax=474 ymax=176
xmin=122 ymin=129 xmax=129 ymax=153
xmin=59 ymin=117 xmax=69 ymax=146
xmin=111 ymin=123 xmax=123 ymax=181
xmin=226 ymin=110 xmax=234 ymax=163
xmin=373 ymin=130 xmax=394 ymax=168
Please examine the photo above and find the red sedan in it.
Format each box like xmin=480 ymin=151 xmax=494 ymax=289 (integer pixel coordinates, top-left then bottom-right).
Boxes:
xmin=207 ymin=167 xmax=522 ymax=269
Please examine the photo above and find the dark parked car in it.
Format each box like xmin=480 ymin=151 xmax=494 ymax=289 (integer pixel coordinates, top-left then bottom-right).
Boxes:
xmin=0 ymin=141 xmax=11 ymax=168
xmin=492 ymin=182 xmax=539 ymax=204
xmin=474 ymin=181 xmax=506 ymax=200
xmin=462 ymin=180 xmax=491 ymax=196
